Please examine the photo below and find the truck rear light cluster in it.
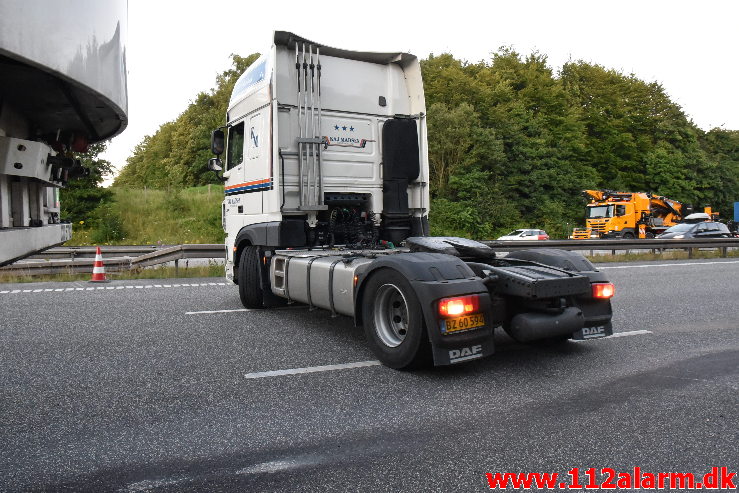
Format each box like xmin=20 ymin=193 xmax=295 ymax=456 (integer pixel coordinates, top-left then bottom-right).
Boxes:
xmin=591 ymin=283 xmax=615 ymax=299
xmin=438 ymin=295 xmax=480 ymax=317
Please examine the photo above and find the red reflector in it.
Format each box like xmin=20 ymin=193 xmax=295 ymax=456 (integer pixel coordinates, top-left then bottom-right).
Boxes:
xmin=592 ymin=283 xmax=615 ymax=299
xmin=438 ymin=295 xmax=480 ymax=317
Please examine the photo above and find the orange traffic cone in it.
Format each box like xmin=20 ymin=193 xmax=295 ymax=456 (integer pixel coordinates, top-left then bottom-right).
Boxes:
xmin=90 ymin=246 xmax=109 ymax=282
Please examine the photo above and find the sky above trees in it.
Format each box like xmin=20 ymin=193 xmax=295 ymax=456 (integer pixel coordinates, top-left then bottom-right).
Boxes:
xmin=101 ymin=0 xmax=739 ymax=180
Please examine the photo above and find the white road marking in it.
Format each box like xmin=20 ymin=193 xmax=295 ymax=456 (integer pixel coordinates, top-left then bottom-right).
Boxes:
xmin=572 ymin=329 xmax=652 ymax=342
xmin=244 ymin=360 xmax=382 ymax=380
xmin=187 ymin=308 xmax=255 ymax=315
xmin=186 ymin=305 xmax=305 ymax=315
xmin=608 ymin=329 xmax=653 ymax=338
xmin=600 ymin=260 xmax=739 ymax=269
xmin=0 ymin=282 xmax=230 ymax=295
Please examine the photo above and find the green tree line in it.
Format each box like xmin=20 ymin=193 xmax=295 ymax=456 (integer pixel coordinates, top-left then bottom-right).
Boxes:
xmin=113 ymin=49 xmax=739 ymax=238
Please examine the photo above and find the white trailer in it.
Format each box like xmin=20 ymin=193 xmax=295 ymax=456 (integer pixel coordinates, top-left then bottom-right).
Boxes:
xmin=0 ymin=0 xmax=128 ymax=266
xmin=209 ymin=32 xmax=615 ymax=369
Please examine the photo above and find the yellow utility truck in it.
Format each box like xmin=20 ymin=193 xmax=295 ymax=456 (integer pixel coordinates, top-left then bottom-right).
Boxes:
xmin=571 ymin=190 xmax=686 ymax=239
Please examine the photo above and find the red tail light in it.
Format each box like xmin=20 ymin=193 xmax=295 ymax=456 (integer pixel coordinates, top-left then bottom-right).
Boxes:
xmin=592 ymin=283 xmax=615 ymax=299
xmin=538 ymin=234 xmax=549 ymax=240
xmin=438 ymin=295 xmax=480 ymax=317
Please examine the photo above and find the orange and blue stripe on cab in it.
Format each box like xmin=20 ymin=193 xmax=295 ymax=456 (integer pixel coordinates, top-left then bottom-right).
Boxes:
xmin=225 ymin=178 xmax=273 ymax=196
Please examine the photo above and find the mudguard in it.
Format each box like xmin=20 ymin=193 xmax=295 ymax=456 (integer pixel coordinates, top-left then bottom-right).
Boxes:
xmin=354 ymin=252 xmax=495 ymax=366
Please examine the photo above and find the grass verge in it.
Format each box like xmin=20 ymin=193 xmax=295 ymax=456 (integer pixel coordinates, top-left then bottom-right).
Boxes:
xmin=66 ymin=185 xmax=224 ymax=246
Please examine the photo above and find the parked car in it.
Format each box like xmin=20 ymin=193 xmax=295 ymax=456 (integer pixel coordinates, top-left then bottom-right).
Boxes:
xmin=656 ymin=222 xmax=732 ymax=239
xmin=497 ymin=229 xmax=549 ymax=241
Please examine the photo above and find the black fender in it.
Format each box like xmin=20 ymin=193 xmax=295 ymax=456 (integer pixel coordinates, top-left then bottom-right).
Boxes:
xmin=233 ymin=220 xmax=307 ymax=273
xmin=504 ymin=248 xmax=610 ymax=283
xmin=354 ymin=252 xmax=495 ymax=366
xmin=234 ymin=220 xmax=306 ymax=253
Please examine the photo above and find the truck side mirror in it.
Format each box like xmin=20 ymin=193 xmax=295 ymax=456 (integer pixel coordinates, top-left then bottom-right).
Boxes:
xmin=207 ymin=157 xmax=223 ymax=172
xmin=211 ymin=129 xmax=225 ymax=156
xmin=207 ymin=157 xmax=226 ymax=182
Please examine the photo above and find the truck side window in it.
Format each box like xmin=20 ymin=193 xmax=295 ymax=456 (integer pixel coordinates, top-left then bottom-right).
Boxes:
xmin=616 ymin=205 xmax=626 ymax=216
xmin=227 ymin=122 xmax=245 ymax=170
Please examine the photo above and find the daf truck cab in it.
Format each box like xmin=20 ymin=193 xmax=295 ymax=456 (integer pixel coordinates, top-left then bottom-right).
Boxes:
xmin=208 ymin=32 xmax=615 ymax=369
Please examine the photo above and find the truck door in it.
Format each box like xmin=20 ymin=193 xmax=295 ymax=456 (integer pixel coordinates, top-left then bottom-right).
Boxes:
xmin=225 ymin=111 xmax=270 ymax=215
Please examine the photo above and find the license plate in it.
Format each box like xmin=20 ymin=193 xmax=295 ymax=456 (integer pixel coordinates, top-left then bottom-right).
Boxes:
xmin=441 ymin=313 xmax=486 ymax=334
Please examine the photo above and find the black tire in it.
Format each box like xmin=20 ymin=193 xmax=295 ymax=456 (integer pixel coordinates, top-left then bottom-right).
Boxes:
xmin=362 ymin=268 xmax=432 ymax=370
xmin=238 ymin=246 xmax=264 ymax=308
xmin=622 ymin=232 xmax=635 ymax=239
xmin=645 ymin=232 xmax=655 ymax=239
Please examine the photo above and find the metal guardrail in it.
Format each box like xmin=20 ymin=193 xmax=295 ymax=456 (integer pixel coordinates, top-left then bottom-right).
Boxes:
xmin=2 ymin=239 xmax=737 ymax=276
xmin=482 ymin=238 xmax=739 ymax=256
xmin=28 ymin=245 xmax=174 ymax=259
xmin=1 ymin=244 xmax=225 ymax=276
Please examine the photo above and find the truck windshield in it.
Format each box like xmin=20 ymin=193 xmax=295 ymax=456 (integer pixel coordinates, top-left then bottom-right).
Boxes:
xmin=587 ymin=205 xmax=613 ymax=218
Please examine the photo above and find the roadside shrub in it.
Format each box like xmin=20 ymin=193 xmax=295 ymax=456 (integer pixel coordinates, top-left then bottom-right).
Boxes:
xmin=90 ymin=204 xmax=126 ymax=243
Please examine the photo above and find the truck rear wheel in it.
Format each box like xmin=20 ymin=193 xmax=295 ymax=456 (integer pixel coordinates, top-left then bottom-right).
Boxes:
xmin=238 ymin=246 xmax=264 ymax=308
xmin=362 ymin=269 xmax=431 ymax=369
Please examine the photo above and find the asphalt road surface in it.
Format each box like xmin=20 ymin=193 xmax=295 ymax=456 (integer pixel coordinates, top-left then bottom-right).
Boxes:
xmin=1 ymin=259 xmax=737 ymax=492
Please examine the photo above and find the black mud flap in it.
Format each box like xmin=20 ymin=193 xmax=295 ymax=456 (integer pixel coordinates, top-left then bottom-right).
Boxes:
xmin=571 ymin=322 xmax=614 ymax=341
xmin=431 ymin=338 xmax=495 ymax=366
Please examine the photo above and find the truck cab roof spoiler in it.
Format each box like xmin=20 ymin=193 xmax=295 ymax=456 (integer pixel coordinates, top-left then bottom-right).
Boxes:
xmin=274 ymin=31 xmax=418 ymax=67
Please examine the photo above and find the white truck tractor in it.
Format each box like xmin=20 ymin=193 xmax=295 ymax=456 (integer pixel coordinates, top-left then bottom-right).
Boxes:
xmin=208 ymin=32 xmax=615 ymax=369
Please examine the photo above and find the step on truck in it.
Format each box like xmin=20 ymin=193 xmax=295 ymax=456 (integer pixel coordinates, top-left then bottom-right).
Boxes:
xmin=207 ymin=32 xmax=615 ymax=369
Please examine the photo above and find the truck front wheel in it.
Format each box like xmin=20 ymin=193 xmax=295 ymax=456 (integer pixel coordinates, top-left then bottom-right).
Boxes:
xmin=238 ymin=246 xmax=264 ymax=308
xmin=362 ymin=269 xmax=431 ymax=369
